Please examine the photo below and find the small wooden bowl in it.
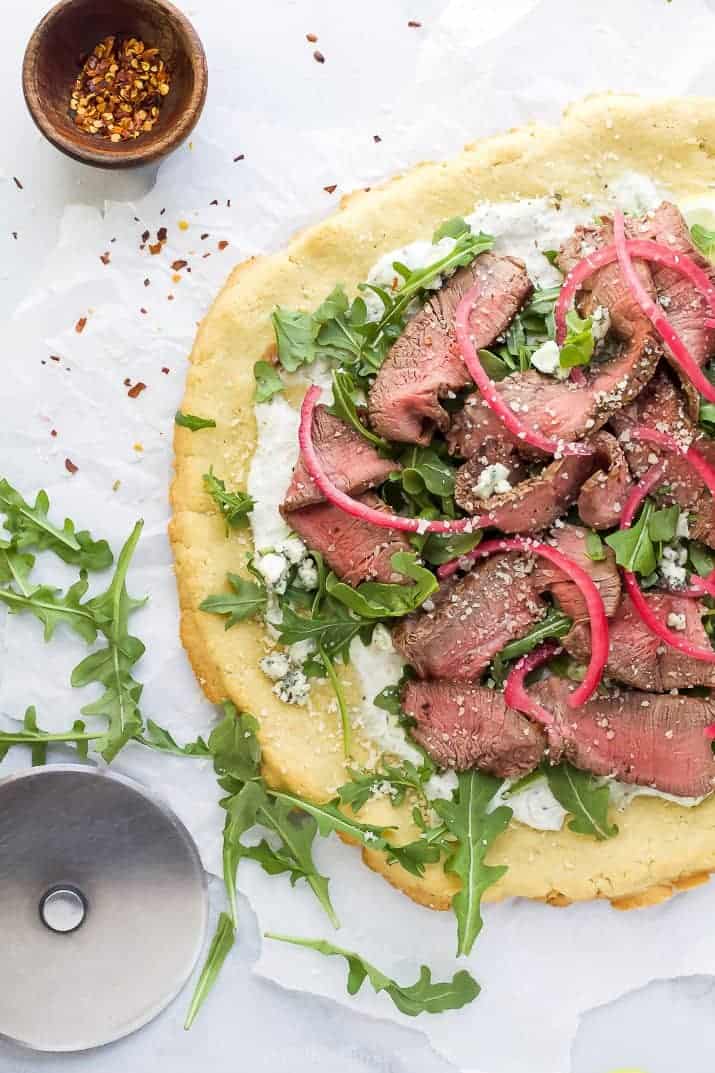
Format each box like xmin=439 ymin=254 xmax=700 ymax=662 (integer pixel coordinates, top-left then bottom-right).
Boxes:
xmin=22 ymin=0 xmax=207 ymax=169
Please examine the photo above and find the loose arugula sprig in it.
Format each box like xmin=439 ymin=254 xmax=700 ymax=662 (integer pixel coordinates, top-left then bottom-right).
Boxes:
xmin=433 ymin=772 xmax=512 ymax=957
xmin=199 ymin=572 xmax=267 ymax=628
xmin=327 ymin=369 xmax=391 ymax=450
xmin=326 ymin=552 xmax=438 ymax=620
xmin=605 ymin=499 xmax=681 ymax=576
xmin=175 ymin=411 xmax=216 ymax=431
xmin=559 ymin=310 xmax=594 ymax=371
xmin=0 ymin=479 xmax=112 ymax=570
xmin=203 ymin=468 xmax=254 ymax=534
xmin=338 ymin=757 xmax=434 ymax=814
xmin=691 ymin=223 xmax=715 ymax=260
xmin=253 ymin=360 xmax=284 ymax=403
xmin=490 ymin=609 xmax=572 ymax=687
xmin=0 ymin=707 xmax=101 ymax=765
xmin=546 ymin=763 xmax=618 ymax=840
xmin=264 ymin=935 xmax=480 ymax=1017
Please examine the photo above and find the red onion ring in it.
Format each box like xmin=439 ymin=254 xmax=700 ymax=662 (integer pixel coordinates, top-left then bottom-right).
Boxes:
xmin=504 ymin=640 xmax=563 ymax=730
xmin=437 ymin=536 xmax=608 ymax=706
xmin=619 ymin=461 xmax=715 ymax=664
xmin=298 ymin=386 xmax=487 ymax=534
xmin=455 ymin=285 xmax=593 ymax=458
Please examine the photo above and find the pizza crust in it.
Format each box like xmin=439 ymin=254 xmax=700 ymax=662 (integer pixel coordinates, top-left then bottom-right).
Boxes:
xmin=171 ymin=92 xmax=715 ymax=910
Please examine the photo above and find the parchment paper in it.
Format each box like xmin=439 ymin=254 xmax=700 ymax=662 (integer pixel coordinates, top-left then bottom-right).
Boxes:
xmin=4 ymin=1 xmax=715 ymax=1069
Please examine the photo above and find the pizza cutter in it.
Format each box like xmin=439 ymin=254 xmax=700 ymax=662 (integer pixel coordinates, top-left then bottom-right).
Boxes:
xmin=0 ymin=764 xmax=208 ymax=1051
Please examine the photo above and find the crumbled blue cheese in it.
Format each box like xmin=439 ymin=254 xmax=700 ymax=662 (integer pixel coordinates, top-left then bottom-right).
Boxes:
xmin=274 ymin=667 xmax=311 ymax=705
xmin=474 ymin=462 xmax=512 ymax=500
xmin=276 ymin=535 xmax=307 ymax=565
xmin=255 ymin=551 xmax=290 ymax=593
xmin=676 ymin=513 xmax=690 ymax=539
xmin=530 ymin=339 xmax=568 ymax=379
xmin=260 ymin=652 xmax=292 ymax=681
xmin=371 ymin=623 xmax=395 ymax=653
xmin=424 ymin=769 xmax=459 ymax=801
xmin=295 ymin=557 xmax=319 ymax=590
xmin=591 ymin=305 xmax=611 ymax=342
xmin=659 ymin=544 xmax=688 ymax=588
xmin=666 ymin=611 xmax=687 ymax=631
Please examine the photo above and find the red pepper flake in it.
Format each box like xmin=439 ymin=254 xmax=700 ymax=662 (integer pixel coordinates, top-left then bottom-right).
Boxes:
xmin=171 ymin=259 xmax=188 ymax=271
xmin=50 ymin=355 xmax=61 ymax=362
xmin=13 ymin=177 xmax=23 ymax=189
xmin=408 ymin=19 xmax=422 ymax=27
xmin=200 ymin=233 xmax=209 ymax=240
xmin=161 ymin=366 xmax=170 ymax=374
xmin=157 ymin=226 xmax=168 ymax=242
xmin=143 ymin=278 xmax=150 ymax=287
xmin=160 ymin=207 xmax=166 ymax=216
xmin=233 ymin=153 xmax=245 ymax=162
xmin=313 ymin=50 xmax=325 ymax=63
xmin=140 ymin=307 xmax=148 ymax=314
xmin=64 ymin=458 xmax=78 ymax=474
xmin=123 ymin=377 xmax=132 ymax=386
xmin=149 ymin=242 xmax=162 ymax=255
xmin=128 ymin=381 xmax=146 ymax=398
xmin=51 ymin=430 xmax=57 ymax=438
xmin=100 ymin=251 xmax=111 ymax=265
xmin=202 ymin=252 xmax=211 ymax=259
xmin=12 ymin=232 xmax=18 ymax=240
xmin=167 ymin=294 xmax=175 ymax=301
xmin=323 ymin=184 xmax=337 ymax=194
xmin=141 ymin=229 xmax=150 ymax=243
xmin=373 ymin=134 xmax=382 ymax=143
xmin=209 ymin=199 xmax=219 ymax=206
xmin=218 ymin=240 xmax=229 ymax=251
xmin=75 ymin=317 xmax=87 ymax=334
xmin=306 ymin=32 xmax=318 ymax=42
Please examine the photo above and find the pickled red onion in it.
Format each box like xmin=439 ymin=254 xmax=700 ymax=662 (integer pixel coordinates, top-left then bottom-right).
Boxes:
xmin=298 ymin=386 xmax=486 ymax=534
xmin=504 ymin=640 xmax=563 ymax=730
xmin=629 ymin=424 xmax=715 ymax=497
xmin=455 ymin=284 xmax=593 ymax=458
xmin=437 ymin=536 xmax=608 ymax=706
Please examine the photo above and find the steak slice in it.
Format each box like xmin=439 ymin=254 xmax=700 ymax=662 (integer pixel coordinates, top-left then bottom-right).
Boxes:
xmin=285 ymin=493 xmax=411 ymax=585
xmin=564 ymin=591 xmax=715 ymax=693
xmin=532 ymin=676 xmax=715 ymax=798
xmin=367 ymin=253 xmax=532 ymax=444
xmin=404 ymin=678 xmax=545 ymax=776
xmin=282 ymin=405 xmax=398 ymax=512
xmin=577 ymin=431 xmax=632 ymax=530
xmin=531 ymin=524 xmax=621 ymax=623
xmin=454 ymin=451 xmax=597 ymax=531
xmin=392 ymin=552 xmax=546 ymax=681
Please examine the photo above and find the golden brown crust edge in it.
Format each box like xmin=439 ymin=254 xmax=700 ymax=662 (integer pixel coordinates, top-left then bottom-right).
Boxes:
xmin=170 ymin=92 xmax=715 ymax=911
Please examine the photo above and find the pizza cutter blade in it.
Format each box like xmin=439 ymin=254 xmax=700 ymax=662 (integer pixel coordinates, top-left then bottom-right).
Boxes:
xmin=0 ymin=764 xmax=208 ymax=1051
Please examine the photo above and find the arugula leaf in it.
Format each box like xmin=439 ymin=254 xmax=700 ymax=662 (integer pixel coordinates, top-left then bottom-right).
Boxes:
xmin=400 ymin=446 xmax=456 ymax=499
xmin=253 ymin=360 xmax=284 ymax=403
xmin=200 ymin=573 xmax=267 ymax=629
xmin=0 ymin=575 xmax=97 ymax=643
xmin=585 ymin=530 xmax=606 ymax=562
xmin=0 ymin=707 xmax=100 ymax=765
xmin=136 ymin=719 xmax=211 ymax=757
xmin=71 ymin=521 xmax=146 ymax=762
xmin=559 ymin=310 xmax=594 ymax=370
xmin=326 ymin=552 xmax=438 ymax=620
xmin=605 ymin=501 xmax=656 ymax=576
xmin=690 ymin=541 xmax=715 ymax=578
xmin=326 ymin=369 xmax=391 ymax=450
xmin=497 ymin=610 xmax=572 ymax=665
xmin=542 ymin=249 xmax=560 ymax=266
xmin=419 ymin=530 xmax=482 ymax=566
xmin=264 ymin=935 xmax=480 ymax=1016
xmin=477 ymin=348 xmax=511 ymax=381
xmin=209 ymin=705 xmax=262 ymax=785
xmin=203 ymin=468 xmax=254 ymax=533
xmin=385 ymin=836 xmax=444 ymax=877
xmin=699 ymin=400 xmax=715 ymax=435
xmin=0 ymin=544 xmax=34 ymax=594
xmin=277 ymin=595 xmax=367 ymax=661
xmin=691 ymin=223 xmax=715 ymax=260
xmin=546 ymin=763 xmax=618 ymax=840
xmin=175 ymin=411 xmax=216 ymax=431
xmin=184 ymin=912 xmax=235 ymax=1030
xmin=432 ymin=217 xmax=471 ymax=242
xmin=338 ymin=758 xmax=430 ymax=813
xmin=649 ymin=504 xmax=680 ymax=544
xmin=0 ymin=480 xmax=112 ymax=570
xmin=271 ymin=789 xmax=393 ymax=849
xmin=433 ymin=772 xmax=512 ymax=957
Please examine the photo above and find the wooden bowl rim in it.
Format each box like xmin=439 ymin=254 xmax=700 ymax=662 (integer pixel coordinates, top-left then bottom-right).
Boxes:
xmin=22 ymin=0 xmax=208 ymax=169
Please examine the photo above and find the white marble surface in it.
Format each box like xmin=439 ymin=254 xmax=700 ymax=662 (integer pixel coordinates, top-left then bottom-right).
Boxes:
xmin=4 ymin=1 xmax=715 ymax=1070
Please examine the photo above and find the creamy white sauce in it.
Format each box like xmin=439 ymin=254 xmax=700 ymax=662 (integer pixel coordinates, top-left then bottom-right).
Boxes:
xmin=247 ymin=172 xmax=714 ymax=827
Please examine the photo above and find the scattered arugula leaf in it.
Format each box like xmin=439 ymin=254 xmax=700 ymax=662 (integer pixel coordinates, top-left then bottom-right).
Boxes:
xmin=400 ymin=445 xmax=456 ymax=499
xmin=0 ymin=575 xmax=97 ymax=643
xmin=690 ymin=541 xmax=715 ymax=578
xmin=265 ymin=934 xmax=480 ymax=1016
xmin=277 ymin=595 xmax=370 ymax=661
xmin=135 ymin=719 xmax=211 ymax=757
xmin=0 ymin=543 xmax=34 ymax=595
xmin=691 ymin=223 xmax=715 ymax=260
xmin=0 ymin=479 xmax=112 ymax=570
xmin=699 ymin=400 xmax=715 ymax=435
xmin=542 ymin=249 xmax=559 ymax=266
xmin=419 ymin=530 xmax=482 ymax=566
xmin=0 ymin=707 xmax=100 ymax=765
xmin=203 ymin=468 xmax=254 ymax=533
xmin=433 ymin=772 xmax=512 ymax=957
xmin=477 ymin=348 xmax=511 ymax=382
xmin=432 ymin=216 xmax=471 ymax=242
xmin=271 ymin=789 xmax=393 ymax=849
xmin=338 ymin=758 xmax=431 ymax=813
xmin=559 ymin=310 xmax=594 ymax=370
xmin=199 ymin=572 xmax=267 ymax=629
xmin=605 ymin=501 xmax=656 ymax=576
xmin=649 ymin=504 xmax=680 ymax=544
xmin=175 ymin=411 xmax=217 ymax=431
xmin=253 ymin=360 xmax=284 ymax=403
xmin=326 ymin=368 xmax=391 ymax=450
xmin=585 ymin=530 xmax=606 ymax=562
xmin=546 ymin=763 xmax=618 ymax=840
xmin=326 ymin=552 xmax=438 ymax=620
xmin=184 ymin=912 xmax=235 ymax=1030
xmin=490 ymin=609 xmax=572 ymax=687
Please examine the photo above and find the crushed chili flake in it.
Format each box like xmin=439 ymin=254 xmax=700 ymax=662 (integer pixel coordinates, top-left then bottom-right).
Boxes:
xmin=64 ymin=458 xmax=78 ymax=474
xmin=313 ymin=50 xmax=325 ymax=63
xmin=140 ymin=307 xmax=148 ymax=314
xmin=69 ymin=36 xmax=171 ymax=142
xmin=123 ymin=377 xmax=131 ymax=386
xmin=128 ymin=381 xmax=146 ymax=398
xmin=51 ymin=430 xmax=57 ymax=438
xmin=75 ymin=317 xmax=87 ymax=333
xmin=100 ymin=251 xmax=111 ymax=264
xmin=233 ymin=153 xmax=245 ymax=162
xmin=157 ymin=226 xmax=168 ymax=242
xmin=143 ymin=277 xmax=150 ymax=286
xmin=202 ymin=252 xmax=211 ymax=259
xmin=218 ymin=240 xmax=229 ymax=250
xmin=373 ymin=134 xmax=382 ymax=143
xmin=306 ymin=32 xmax=318 ymax=42
xmin=171 ymin=259 xmax=188 ymax=270
xmin=160 ymin=207 xmax=166 ymax=215
xmin=161 ymin=366 xmax=170 ymax=374
xmin=50 ymin=355 xmax=61 ymax=362
xmin=323 ymin=184 xmax=337 ymax=194
xmin=141 ymin=229 xmax=150 ymax=242
xmin=13 ymin=177 xmax=23 ymax=189
xmin=408 ymin=19 xmax=422 ymax=27
xmin=209 ymin=199 xmax=218 ymax=206
xmin=200 ymin=232 xmax=209 ymax=240
xmin=149 ymin=242 xmax=162 ymax=255
xmin=12 ymin=232 xmax=17 ymax=240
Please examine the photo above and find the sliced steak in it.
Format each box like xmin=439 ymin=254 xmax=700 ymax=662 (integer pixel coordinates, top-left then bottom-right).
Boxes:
xmin=392 ymin=552 xmax=546 ymax=681
xmin=367 ymin=253 xmax=532 ymax=444
xmin=404 ymin=678 xmax=545 ymax=776
xmin=532 ymin=676 xmax=715 ymax=798
xmin=532 ymin=524 xmax=621 ymax=623
xmin=282 ymin=405 xmax=397 ymax=512
xmin=564 ymin=592 xmax=715 ymax=692
xmin=577 ymin=431 xmax=632 ymax=530
xmin=454 ymin=451 xmax=597 ymax=531
xmin=285 ymin=493 xmax=411 ymax=585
